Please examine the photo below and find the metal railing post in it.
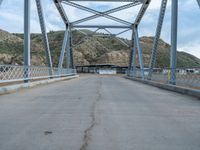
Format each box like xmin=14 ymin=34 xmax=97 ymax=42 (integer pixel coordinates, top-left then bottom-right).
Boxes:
xmin=170 ymin=0 xmax=178 ymax=85
xmin=128 ymin=29 xmax=137 ymax=77
xmin=24 ymin=0 xmax=31 ymax=83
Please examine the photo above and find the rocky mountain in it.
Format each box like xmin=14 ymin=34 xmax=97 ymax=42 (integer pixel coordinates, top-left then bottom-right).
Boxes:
xmin=0 ymin=29 xmax=200 ymax=68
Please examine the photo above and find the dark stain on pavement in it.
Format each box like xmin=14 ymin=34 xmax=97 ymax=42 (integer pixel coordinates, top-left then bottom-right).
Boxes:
xmin=44 ymin=131 xmax=53 ymax=135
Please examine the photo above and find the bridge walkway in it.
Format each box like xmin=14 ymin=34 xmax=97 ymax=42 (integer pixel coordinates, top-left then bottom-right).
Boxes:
xmin=0 ymin=75 xmax=199 ymax=150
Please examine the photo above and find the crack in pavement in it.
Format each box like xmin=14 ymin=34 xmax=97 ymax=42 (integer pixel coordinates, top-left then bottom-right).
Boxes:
xmin=80 ymin=77 xmax=102 ymax=150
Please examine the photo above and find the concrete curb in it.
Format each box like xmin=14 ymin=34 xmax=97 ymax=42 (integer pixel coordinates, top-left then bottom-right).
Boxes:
xmin=125 ymin=76 xmax=200 ymax=99
xmin=0 ymin=75 xmax=79 ymax=95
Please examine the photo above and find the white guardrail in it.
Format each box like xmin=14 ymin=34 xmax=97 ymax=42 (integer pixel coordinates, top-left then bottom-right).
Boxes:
xmin=0 ymin=65 xmax=77 ymax=83
xmin=129 ymin=68 xmax=200 ymax=89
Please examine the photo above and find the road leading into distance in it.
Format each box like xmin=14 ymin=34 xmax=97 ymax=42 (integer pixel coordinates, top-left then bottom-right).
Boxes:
xmin=0 ymin=75 xmax=200 ymax=150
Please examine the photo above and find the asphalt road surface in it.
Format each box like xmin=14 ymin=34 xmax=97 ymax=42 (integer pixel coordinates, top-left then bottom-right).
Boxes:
xmin=0 ymin=75 xmax=200 ymax=150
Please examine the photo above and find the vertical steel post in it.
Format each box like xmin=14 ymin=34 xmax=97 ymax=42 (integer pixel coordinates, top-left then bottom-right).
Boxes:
xmin=128 ymin=30 xmax=134 ymax=76
xmin=35 ymin=0 xmax=53 ymax=76
xmin=134 ymin=27 xmax=144 ymax=79
xmin=148 ymin=0 xmax=168 ymax=80
xmin=66 ymin=28 xmax=71 ymax=69
xmin=69 ymin=27 xmax=75 ymax=69
xmin=170 ymin=0 xmax=178 ymax=85
xmin=24 ymin=0 xmax=31 ymax=82
xmin=133 ymin=30 xmax=137 ymax=77
xmin=58 ymin=27 xmax=69 ymax=70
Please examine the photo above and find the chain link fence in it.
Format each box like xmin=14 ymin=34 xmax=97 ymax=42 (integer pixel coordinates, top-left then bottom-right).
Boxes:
xmin=0 ymin=65 xmax=77 ymax=84
xmin=129 ymin=67 xmax=200 ymax=89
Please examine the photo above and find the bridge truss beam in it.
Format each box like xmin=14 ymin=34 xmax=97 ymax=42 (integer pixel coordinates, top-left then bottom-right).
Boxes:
xmin=148 ymin=0 xmax=168 ymax=79
xmin=71 ymin=2 xmax=141 ymax=25
xmin=128 ymin=0 xmax=151 ymax=78
xmin=35 ymin=0 xmax=53 ymax=75
xmin=54 ymin=0 xmax=150 ymax=79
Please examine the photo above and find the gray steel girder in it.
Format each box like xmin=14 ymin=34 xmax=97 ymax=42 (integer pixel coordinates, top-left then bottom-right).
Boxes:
xmin=148 ymin=0 xmax=168 ymax=79
xmin=170 ymin=0 xmax=178 ymax=85
xmin=54 ymin=0 xmax=70 ymax=25
xmin=72 ymin=25 xmax=131 ymax=28
xmin=35 ymin=0 xmax=53 ymax=75
xmin=134 ymin=27 xmax=144 ymax=79
xmin=134 ymin=0 xmax=151 ymax=26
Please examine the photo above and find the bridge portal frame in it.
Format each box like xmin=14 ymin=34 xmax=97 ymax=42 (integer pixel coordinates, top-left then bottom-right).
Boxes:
xmin=54 ymin=0 xmax=150 ymax=79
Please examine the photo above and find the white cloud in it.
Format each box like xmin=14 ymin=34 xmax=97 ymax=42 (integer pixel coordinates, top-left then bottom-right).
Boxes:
xmin=179 ymin=41 xmax=200 ymax=59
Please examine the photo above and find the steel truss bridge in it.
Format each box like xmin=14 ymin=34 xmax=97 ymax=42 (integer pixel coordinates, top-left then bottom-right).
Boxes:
xmin=0 ymin=1 xmax=200 ymax=149
xmin=0 ymin=0 xmax=200 ymax=88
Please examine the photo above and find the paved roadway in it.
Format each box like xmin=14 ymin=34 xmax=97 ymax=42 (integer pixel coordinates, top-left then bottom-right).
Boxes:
xmin=0 ymin=75 xmax=200 ymax=150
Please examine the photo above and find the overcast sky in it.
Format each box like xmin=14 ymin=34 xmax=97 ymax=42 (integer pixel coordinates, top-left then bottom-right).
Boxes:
xmin=0 ymin=0 xmax=199 ymax=58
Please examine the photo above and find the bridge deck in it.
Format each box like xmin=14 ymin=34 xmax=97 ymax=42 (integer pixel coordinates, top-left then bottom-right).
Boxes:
xmin=0 ymin=75 xmax=200 ymax=150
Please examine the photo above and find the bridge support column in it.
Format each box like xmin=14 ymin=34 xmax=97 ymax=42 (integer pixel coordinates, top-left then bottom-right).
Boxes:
xmin=134 ymin=27 xmax=144 ymax=79
xmin=128 ymin=29 xmax=137 ymax=77
xmin=24 ymin=0 xmax=31 ymax=83
xmin=35 ymin=0 xmax=53 ymax=76
xmin=66 ymin=28 xmax=71 ymax=69
xmin=148 ymin=0 xmax=168 ymax=80
xmin=133 ymin=30 xmax=137 ymax=77
xmin=170 ymin=0 xmax=178 ymax=85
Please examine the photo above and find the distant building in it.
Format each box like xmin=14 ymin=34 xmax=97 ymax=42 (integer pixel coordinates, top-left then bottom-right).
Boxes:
xmin=76 ymin=64 xmax=128 ymax=74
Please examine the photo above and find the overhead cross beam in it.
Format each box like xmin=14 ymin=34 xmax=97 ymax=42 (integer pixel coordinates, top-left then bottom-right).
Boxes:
xmin=71 ymin=1 xmax=142 ymax=25
xmin=24 ymin=0 xmax=31 ymax=82
xmin=72 ymin=25 xmax=131 ymax=29
xmin=62 ymin=1 xmax=132 ymax=26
